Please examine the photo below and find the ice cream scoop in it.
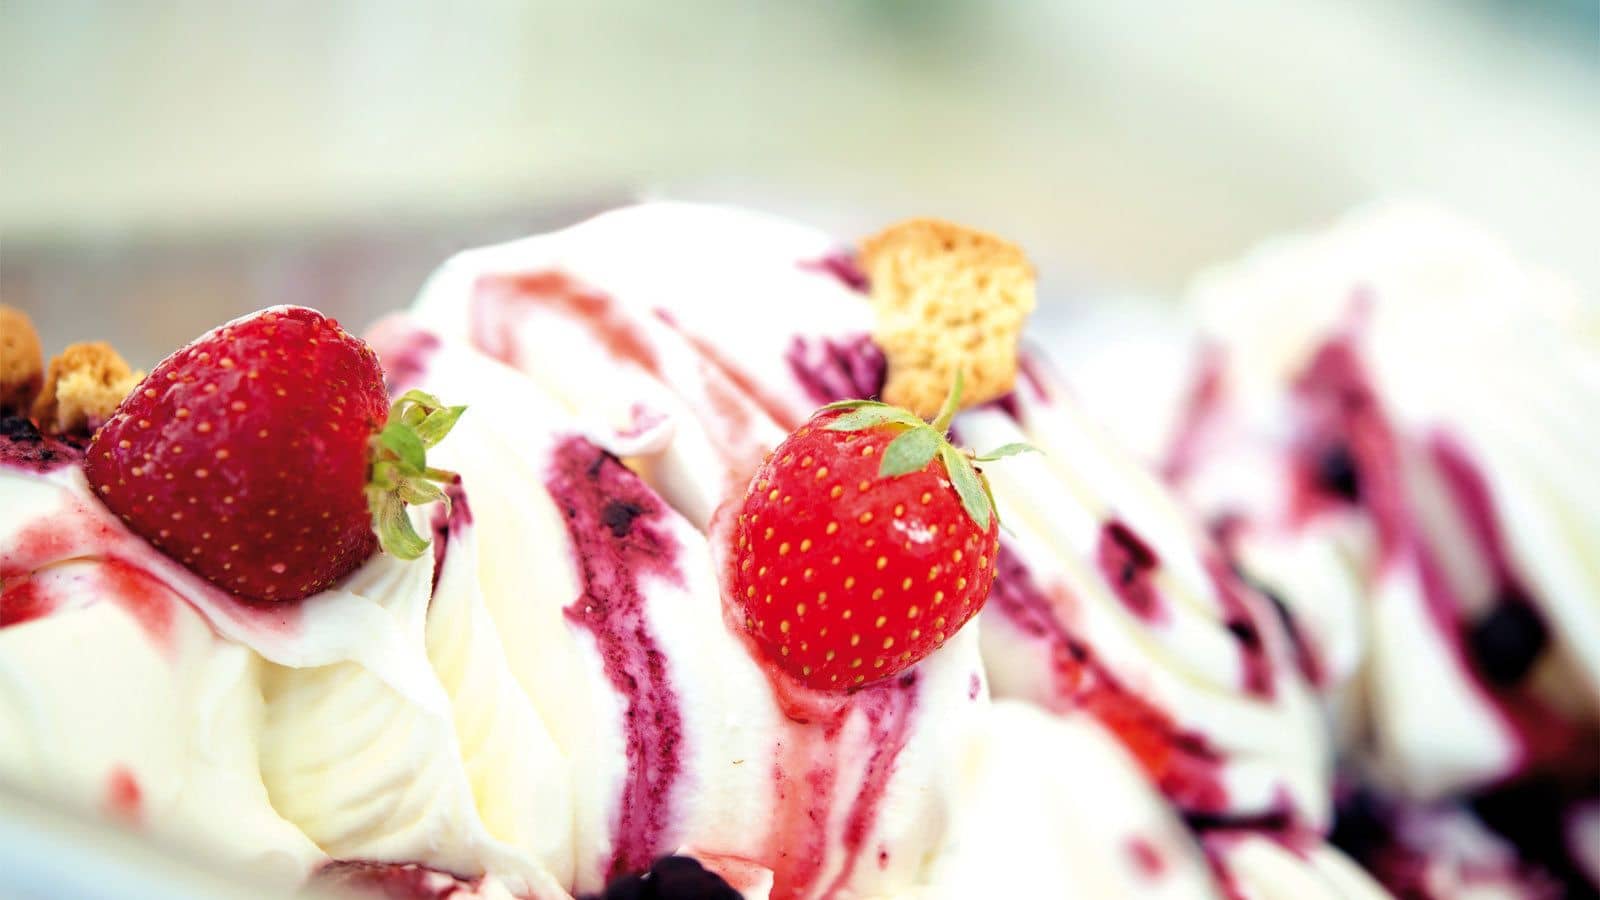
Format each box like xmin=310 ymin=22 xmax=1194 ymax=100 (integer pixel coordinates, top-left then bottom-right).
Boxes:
xmin=402 ymin=202 xmax=1330 ymax=828
xmin=1169 ymin=203 xmax=1599 ymax=799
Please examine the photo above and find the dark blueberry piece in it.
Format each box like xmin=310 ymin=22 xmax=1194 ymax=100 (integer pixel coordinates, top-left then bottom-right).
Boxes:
xmin=601 ymin=500 xmax=645 ymax=538
xmin=1313 ymin=442 xmax=1361 ymax=502
xmin=1329 ymin=788 xmax=1392 ymax=865
xmin=1470 ymin=599 xmax=1548 ymax=686
xmin=585 ymin=856 xmax=742 ymax=900
xmin=0 ymin=414 xmax=43 ymax=443
xmin=1225 ymin=619 xmax=1261 ymax=649
xmin=1471 ymin=777 xmax=1594 ymax=896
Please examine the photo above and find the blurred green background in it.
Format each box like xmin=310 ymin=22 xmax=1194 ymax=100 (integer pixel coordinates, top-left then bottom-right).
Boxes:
xmin=2 ymin=0 xmax=1596 ymax=367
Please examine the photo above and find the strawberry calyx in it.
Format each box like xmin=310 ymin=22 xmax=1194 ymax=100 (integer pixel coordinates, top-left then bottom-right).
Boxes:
xmin=366 ymin=389 xmax=466 ymax=560
xmin=819 ymin=371 xmax=1037 ymax=531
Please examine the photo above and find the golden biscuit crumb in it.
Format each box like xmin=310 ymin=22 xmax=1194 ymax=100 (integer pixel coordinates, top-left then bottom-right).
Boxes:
xmin=0 ymin=305 xmax=45 ymax=414
xmin=33 ymin=342 xmax=145 ymax=436
xmin=859 ymin=218 xmax=1036 ymax=417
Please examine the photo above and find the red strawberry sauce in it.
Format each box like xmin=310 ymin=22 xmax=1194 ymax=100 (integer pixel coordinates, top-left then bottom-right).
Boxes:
xmin=473 ymin=271 xmax=659 ymax=376
xmin=1127 ymin=836 xmax=1167 ymax=879
xmin=759 ymin=671 xmax=919 ymax=900
xmin=0 ymin=509 xmax=173 ymax=650
xmin=985 ymin=542 xmax=1231 ymax=814
xmin=0 ymin=481 xmax=302 ymax=641
xmin=544 ymin=436 xmax=686 ymax=882
xmin=470 ymin=270 xmax=781 ymax=500
xmin=103 ymin=766 xmax=143 ymax=825
xmin=707 ymin=508 xmax=923 ymax=900
xmin=0 ymin=578 xmax=51 ymax=627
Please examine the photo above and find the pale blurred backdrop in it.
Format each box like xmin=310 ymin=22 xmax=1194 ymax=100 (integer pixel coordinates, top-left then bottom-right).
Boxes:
xmin=2 ymin=0 xmax=1597 ymax=368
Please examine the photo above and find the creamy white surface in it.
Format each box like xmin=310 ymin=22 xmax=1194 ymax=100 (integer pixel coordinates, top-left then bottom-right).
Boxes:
xmin=0 ymin=461 xmax=576 ymax=898
xmin=0 ymin=473 xmax=323 ymax=888
xmin=919 ymin=702 xmax=1220 ymax=899
xmin=1205 ymin=832 xmax=1391 ymax=900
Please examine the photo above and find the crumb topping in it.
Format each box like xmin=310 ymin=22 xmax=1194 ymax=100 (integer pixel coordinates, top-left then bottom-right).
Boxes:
xmin=33 ymin=342 xmax=144 ymax=436
xmin=0 ymin=305 xmax=45 ymax=414
xmin=859 ymin=218 xmax=1037 ymax=417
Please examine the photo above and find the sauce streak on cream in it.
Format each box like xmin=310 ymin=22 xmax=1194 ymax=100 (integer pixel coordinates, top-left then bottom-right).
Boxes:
xmin=759 ymin=666 xmax=920 ymax=900
xmin=545 ymin=437 xmax=686 ymax=882
xmin=104 ymin=766 xmax=142 ymax=825
xmin=472 ymin=271 xmax=660 ymax=375
xmin=986 ymin=542 xmax=1231 ymax=814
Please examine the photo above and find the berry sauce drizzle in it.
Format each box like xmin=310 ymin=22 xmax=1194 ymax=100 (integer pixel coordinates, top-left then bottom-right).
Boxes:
xmin=470 ymin=269 xmax=781 ymax=499
xmin=1127 ymin=836 xmax=1167 ymax=880
xmin=985 ymin=542 xmax=1231 ymax=814
xmin=654 ymin=310 xmax=802 ymax=432
xmin=1162 ymin=345 xmax=1225 ymax=484
xmin=428 ymin=479 xmax=473 ymax=598
xmin=759 ymin=665 xmax=919 ymax=900
xmin=472 ymin=271 xmax=659 ymax=376
xmin=378 ymin=328 xmax=442 ymax=395
xmin=784 ymin=336 xmax=887 ymax=408
xmin=0 ymin=514 xmax=177 ymax=651
xmin=1288 ymin=337 xmax=1409 ymax=560
xmin=707 ymin=508 xmax=921 ymax=900
xmin=798 ymin=252 xmax=870 ymax=294
xmin=1294 ymin=335 xmax=1590 ymax=777
xmin=545 ymin=436 xmax=687 ymax=883
xmin=0 ymin=485 xmax=301 ymax=640
xmin=1097 ymin=520 xmax=1164 ymax=622
xmin=0 ymin=578 xmax=50 ymax=627
xmin=103 ymin=765 xmax=143 ymax=825
xmin=0 ymin=414 xmax=82 ymax=473
xmin=1204 ymin=558 xmax=1277 ymax=698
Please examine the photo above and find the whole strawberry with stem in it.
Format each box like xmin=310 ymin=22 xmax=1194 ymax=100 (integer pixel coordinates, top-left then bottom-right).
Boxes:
xmin=730 ymin=373 xmax=1034 ymax=690
xmin=85 ymin=306 xmax=463 ymax=603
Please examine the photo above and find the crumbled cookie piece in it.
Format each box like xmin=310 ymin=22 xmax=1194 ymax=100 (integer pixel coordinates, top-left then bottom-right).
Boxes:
xmin=32 ymin=342 xmax=145 ymax=436
xmin=0 ymin=305 xmax=45 ymax=414
xmin=859 ymin=218 xmax=1037 ymax=417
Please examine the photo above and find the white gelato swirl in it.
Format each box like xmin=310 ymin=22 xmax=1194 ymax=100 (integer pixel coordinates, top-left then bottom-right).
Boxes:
xmin=1176 ymin=202 xmax=1599 ymax=797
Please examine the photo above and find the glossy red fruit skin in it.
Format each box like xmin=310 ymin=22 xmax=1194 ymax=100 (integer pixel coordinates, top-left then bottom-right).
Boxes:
xmin=730 ymin=411 xmax=1000 ymax=690
xmin=85 ymin=306 xmax=388 ymax=603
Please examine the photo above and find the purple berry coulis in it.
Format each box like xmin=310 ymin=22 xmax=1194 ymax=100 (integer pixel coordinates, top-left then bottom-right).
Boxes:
xmin=545 ymin=436 xmax=687 ymax=882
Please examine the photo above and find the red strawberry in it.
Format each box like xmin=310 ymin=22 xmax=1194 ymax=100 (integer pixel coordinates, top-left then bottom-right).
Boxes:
xmin=85 ymin=306 xmax=462 ymax=603
xmin=729 ymin=374 xmax=1031 ymax=690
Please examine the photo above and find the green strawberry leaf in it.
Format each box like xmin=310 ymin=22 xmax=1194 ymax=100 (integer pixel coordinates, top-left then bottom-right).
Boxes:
xmin=414 ymin=405 xmax=467 ymax=449
xmin=940 ymin=443 xmax=992 ymax=531
xmin=370 ymin=493 xmax=430 ymax=560
xmin=367 ymin=389 xmax=465 ymax=559
xmin=977 ymin=463 xmax=1004 ymax=528
xmin=818 ymin=398 xmax=891 ymax=412
xmin=379 ymin=421 xmax=426 ymax=472
xmin=825 ymin=406 xmax=923 ymax=432
xmin=879 ymin=426 xmax=941 ymax=478
xmin=974 ymin=442 xmax=1040 ymax=462
xmin=396 ymin=477 xmax=445 ymax=506
xmin=931 ymin=369 xmax=966 ymax=434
